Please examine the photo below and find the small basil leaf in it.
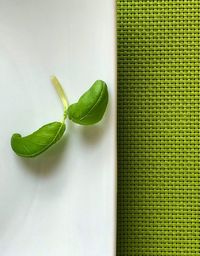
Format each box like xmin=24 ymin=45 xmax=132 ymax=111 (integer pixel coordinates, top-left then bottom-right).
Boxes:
xmin=11 ymin=122 xmax=66 ymax=157
xmin=68 ymin=80 xmax=108 ymax=125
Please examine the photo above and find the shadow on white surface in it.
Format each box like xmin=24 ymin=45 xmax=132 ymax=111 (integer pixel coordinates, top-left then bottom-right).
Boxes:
xmin=79 ymin=123 xmax=107 ymax=145
xmin=17 ymin=134 xmax=70 ymax=177
xmin=78 ymin=100 xmax=111 ymax=145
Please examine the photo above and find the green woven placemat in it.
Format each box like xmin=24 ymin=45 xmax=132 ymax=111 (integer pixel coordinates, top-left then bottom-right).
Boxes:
xmin=117 ymin=1 xmax=199 ymax=255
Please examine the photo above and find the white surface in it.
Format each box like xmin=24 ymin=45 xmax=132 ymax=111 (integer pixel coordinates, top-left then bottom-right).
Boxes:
xmin=0 ymin=0 xmax=116 ymax=255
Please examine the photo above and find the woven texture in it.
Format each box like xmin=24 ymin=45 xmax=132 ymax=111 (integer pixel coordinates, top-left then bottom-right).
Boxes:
xmin=117 ymin=1 xmax=199 ymax=255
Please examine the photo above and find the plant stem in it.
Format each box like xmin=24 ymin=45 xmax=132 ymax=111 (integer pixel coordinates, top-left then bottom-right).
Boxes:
xmin=51 ymin=75 xmax=69 ymax=121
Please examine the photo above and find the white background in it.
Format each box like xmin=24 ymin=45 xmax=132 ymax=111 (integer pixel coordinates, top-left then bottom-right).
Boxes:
xmin=0 ymin=0 xmax=116 ymax=255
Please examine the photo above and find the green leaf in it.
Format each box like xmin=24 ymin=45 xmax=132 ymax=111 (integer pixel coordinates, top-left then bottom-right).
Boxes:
xmin=11 ymin=122 xmax=66 ymax=157
xmin=68 ymin=80 xmax=108 ymax=125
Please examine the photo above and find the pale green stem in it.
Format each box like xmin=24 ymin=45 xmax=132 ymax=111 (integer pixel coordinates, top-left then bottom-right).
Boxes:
xmin=51 ymin=75 xmax=69 ymax=121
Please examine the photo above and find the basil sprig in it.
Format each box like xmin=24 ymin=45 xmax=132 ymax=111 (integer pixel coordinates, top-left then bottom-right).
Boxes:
xmin=68 ymin=80 xmax=108 ymax=125
xmin=11 ymin=77 xmax=108 ymax=157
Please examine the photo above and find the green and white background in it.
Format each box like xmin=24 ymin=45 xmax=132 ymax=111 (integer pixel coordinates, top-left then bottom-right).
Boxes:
xmin=117 ymin=1 xmax=199 ymax=255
